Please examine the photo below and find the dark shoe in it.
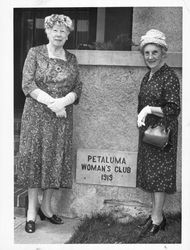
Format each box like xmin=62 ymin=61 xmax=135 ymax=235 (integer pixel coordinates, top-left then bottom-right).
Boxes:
xmin=38 ymin=207 xmax=64 ymax=224
xmin=139 ymin=218 xmax=153 ymax=236
xmin=138 ymin=215 xmax=151 ymax=228
xmin=38 ymin=207 xmax=46 ymax=220
xmin=25 ymin=220 xmax=35 ymax=233
xmin=147 ymin=216 xmax=166 ymax=236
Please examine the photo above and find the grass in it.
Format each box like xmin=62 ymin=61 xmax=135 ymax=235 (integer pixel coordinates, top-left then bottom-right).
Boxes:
xmin=67 ymin=212 xmax=181 ymax=244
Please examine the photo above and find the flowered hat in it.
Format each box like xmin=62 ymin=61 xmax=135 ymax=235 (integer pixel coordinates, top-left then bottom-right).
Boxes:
xmin=44 ymin=14 xmax=74 ymax=32
xmin=140 ymin=29 xmax=168 ymax=51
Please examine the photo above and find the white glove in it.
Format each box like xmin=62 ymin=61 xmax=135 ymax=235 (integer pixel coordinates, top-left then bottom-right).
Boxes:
xmin=34 ymin=89 xmax=54 ymax=105
xmin=48 ymin=92 xmax=76 ymax=113
xmin=137 ymin=105 xmax=152 ymax=127
xmin=56 ymin=107 xmax=67 ymax=118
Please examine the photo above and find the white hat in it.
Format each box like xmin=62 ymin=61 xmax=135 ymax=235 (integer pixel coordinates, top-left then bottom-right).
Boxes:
xmin=140 ymin=29 xmax=168 ymax=51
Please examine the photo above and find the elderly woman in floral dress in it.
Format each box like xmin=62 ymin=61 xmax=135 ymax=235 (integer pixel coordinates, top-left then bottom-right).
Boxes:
xmin=17 ymin=14 xmax=82 ymax=233
xmin=136 ymin=29 xmax=180 ymax=237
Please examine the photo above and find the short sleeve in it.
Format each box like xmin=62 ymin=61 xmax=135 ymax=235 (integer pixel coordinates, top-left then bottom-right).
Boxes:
xmin=71 ymin=55 xmax=83 ymax=105
xmin=22 ymin=47 xmax=38 ymax=96
xmin=161 ymin=73 xmax=181 ymax=117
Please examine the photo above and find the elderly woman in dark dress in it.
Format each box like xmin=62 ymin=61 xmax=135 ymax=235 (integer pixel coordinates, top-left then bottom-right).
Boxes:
xmin=17 ymin=14 xmax=82 ymax=233
xmin=136 ymin=29 xmax=180 ymax=236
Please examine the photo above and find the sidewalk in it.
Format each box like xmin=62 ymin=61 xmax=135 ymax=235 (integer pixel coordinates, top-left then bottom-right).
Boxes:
xmin=14 ymin=210 xmax=80 ymax=244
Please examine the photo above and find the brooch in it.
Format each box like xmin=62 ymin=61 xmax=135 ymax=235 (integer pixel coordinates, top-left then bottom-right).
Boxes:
xmin=56 ymin=66 xmax=62 ymax=72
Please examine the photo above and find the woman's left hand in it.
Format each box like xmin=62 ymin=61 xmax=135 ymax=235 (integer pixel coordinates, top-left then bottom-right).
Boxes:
xmin=48 ymin=98 xmax=65 ymax=112
xmin=55 ymin=107 xmax=67 ymax=118
xmin=137 ymin=105 xmax=152 ymax=127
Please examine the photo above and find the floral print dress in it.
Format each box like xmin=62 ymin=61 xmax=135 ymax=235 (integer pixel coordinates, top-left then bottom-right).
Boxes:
xmin=17 ymin=45 xmax=82 ymax=189
xmin=137 ymin=64 xmax=180 ymax=194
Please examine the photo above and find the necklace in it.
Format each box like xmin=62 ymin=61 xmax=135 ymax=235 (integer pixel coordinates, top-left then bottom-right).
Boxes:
xmin=148 ymin=71 xmax=154 ymax=81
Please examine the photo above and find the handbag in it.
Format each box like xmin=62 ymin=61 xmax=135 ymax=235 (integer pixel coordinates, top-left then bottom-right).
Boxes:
xmin=142 ymin=124 xmax=170 ymax=149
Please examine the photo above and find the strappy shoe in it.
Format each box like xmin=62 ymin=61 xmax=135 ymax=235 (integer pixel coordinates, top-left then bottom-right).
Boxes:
xmin=25 ymin=220 xmax=35 ymax=233
xmin=38 ymin=207 xmax=64 ymax=224
xmin=147 ymin=215 xmax=166 ymax=236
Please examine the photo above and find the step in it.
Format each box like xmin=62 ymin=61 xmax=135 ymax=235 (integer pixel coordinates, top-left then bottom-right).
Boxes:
xmin=14 ymin=158 xmax=28 ymax=209
xmin=14 ymin=184 xmax=28 ymax=209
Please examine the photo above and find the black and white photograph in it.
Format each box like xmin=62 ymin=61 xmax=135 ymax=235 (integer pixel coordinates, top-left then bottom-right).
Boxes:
xmin=1 ymin=0 xmax=190 ymax=249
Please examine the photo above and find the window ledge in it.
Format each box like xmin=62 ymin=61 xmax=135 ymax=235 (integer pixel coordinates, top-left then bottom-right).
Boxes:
xmin=68 ymin=50 xmax=182 ymax=68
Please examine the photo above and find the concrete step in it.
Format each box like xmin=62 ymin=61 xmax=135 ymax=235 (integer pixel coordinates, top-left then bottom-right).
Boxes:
xmin=14 ymin=184 xmax=28 ymax=209
xmin=14 ymin=216 xmax=80 ymax=244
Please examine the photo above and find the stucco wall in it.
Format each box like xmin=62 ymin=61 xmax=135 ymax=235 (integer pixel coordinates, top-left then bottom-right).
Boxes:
xmin=132 ymin=7 xmax=182 ymax=52
xmin=74 ymin=65 xmax=182 ymax=187
xmin=51 ymin=64 xmax=182 ymax=218
xmin=74 ymin=66 xmax=141 ymax=152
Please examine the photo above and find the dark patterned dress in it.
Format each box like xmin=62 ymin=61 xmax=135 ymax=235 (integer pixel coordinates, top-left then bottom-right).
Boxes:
xmin=137 ymin=64 xmax=180 ymax=194
xmin=17 ymin=45 xmax=82 ymax=189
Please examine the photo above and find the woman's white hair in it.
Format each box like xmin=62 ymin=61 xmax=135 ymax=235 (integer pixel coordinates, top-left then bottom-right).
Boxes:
xmin=44 ymin=14 xmax=74 ymax=33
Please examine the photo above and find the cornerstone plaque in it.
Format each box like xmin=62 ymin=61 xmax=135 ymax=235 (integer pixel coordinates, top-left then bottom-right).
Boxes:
xmin=76 ymin=149 xmax=137 ymax=187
